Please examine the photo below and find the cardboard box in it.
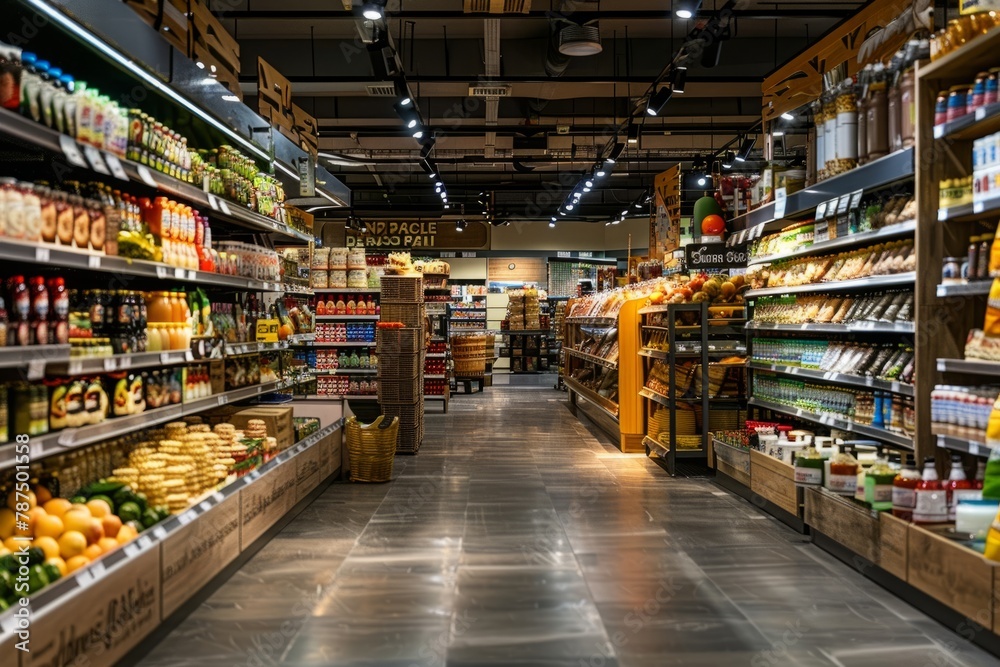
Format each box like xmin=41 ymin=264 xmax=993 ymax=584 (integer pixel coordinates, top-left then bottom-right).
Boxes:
xmin=230 ymin=406 xmax=295 ymax=451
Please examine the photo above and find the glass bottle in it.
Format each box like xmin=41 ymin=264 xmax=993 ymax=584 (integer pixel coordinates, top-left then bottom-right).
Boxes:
xmin=913 ymin=457 xmax=948 ymax=524
xmin=827 ymin=446 xmax=860 ymax=496
xmin=975 ymin=459 xmax=986 ymax=491
xmin=944 ymin=454 xmax=977 ymax=521
xmin=865 ymin=454 xmax=898 ymax=511
xmin=892 ymin=454 xmax=921 ymax=520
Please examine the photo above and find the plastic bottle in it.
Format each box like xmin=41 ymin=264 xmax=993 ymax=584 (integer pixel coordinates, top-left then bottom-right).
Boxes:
xmin=48 ymin=277 xmax=68 ymax=345
xmin=892 ymin=454 xmax=921 ymax=520
xmin=17 ymin=52 xmax=37 ymax=118
xmin=828 ymin=447 xmax=860 ymax=496
xmin=944 ymin=454 xmax=978 ymax=521
xmin=913 ymin=457 xmax=948 ymax=524
xmin=975 ymin=460 xmax=986 ymax=491
xmin=61 ymin=75 xmax=77 ymax=138
xmin=865 ymin=453 xmax=897 ymax=511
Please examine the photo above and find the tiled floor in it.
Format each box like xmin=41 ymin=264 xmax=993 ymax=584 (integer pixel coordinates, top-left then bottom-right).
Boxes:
xmin=138 ymin=387 xmax=1000 ymax=666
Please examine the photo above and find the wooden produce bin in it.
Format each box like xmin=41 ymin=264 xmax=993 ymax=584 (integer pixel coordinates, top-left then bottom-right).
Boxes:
xmin=908 ymin=524 xmax=998 ymax=629
xmin=750 ymin=449 xmax=801 ymax=519
xmin=713 ymin=440 xmax=751 ymax=487
xmin=805 ymin=487 xmax=880 ymax=563
xmin=877 ymin=512 xmax=909 ymax=580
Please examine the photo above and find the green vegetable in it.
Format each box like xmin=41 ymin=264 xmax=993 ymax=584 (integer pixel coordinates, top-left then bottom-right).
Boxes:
xmin=0 ymin=597 xmax=10 ymax=611
xmin=0 ymin=569 xmax=14 ymax=598
xmin=155 ymin=505 xmax=172 ymax=521
xmin=118 ymin=502 xmax=142 ymax=523
xmin=81 ymin=480 xmax=126 ymax=498
xmin=70 ymin=496 xmax=87 ymax=504
xmin=140 ymin=508 xmax=160 ymax=529
xmin=112 ymin=486 xmax=137 ymax=509
xmin=0 ymin=554 xmax=17 ymax=573
xmin=26 ymin=548 xmax=45 ymax=567
xmin=41 ymin=563 xmax=62 ymax=584
xmin=134 ymin=492 xmax=148 ymax=513
xmin=26 ymin=565 xmax=49 ymax=595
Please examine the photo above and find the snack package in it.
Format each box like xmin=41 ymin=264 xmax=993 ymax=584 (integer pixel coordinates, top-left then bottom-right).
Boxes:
xmin=985 ymin=278 xmax=1000 ymax=336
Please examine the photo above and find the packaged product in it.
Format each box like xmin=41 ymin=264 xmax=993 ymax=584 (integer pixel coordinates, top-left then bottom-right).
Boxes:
xmin=985 ymin=278 xmax=1000 ymax=336
xmin=990 ymin=225 xmax=1000 ymax=278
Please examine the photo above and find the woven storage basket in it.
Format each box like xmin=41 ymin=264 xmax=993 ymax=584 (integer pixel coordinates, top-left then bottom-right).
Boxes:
xmin=378 ymin=353 xmax=423 ymax=379
xmin=382 ymin=398 xmax=423 ymax=423
xmin=454 ymin=357 xmax=486 ymax=376
xmin=378 ymin=375 xmax=422 ymax=402
xmin=345 ymin=415 xmax=399 ymax=482
xmin=380 ymin=275 xmax=423 ymax=303
xmin=380 ymin=302 xmax=426 ymax=327
xmin=377 ymin=327 xmax=423 ymax=354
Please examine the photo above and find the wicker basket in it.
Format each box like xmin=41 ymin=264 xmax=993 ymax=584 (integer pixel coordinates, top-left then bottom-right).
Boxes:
xmin=380 ymin=302 xmax=426 ymax=327
xmin=380 ymin=275 xmax=423 ymax=303
xmin=378 ymin=353 xmax=423 ymax=379
xmin=345 ymin=415 xmax=399 ymax=482
xmin=377 ymin=327 xmax=423 ymax=354
xmin=378 ymin=375 xmax=422 ymax=402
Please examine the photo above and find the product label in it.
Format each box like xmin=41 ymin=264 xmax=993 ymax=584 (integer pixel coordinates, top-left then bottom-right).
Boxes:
xmin=950 ymin=488 xmax=984 ymax=520
xmin=794 ymin=467 xmax=823 ymax=486
xmin=827 ymin=473 xmax=858 ymax=495
xmin=873 ymin=483 xmax=894 ymax=504
xmin=892 ymin=487 xmax=916 ymax=510
xmin=914 ymin=488 xmax=949 ymax=522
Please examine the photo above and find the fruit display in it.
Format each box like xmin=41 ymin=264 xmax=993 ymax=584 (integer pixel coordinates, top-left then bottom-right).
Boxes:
xmin=745 ymin=240 xmax=915 ymax=290
xmin=751 ymin=291 xmax=914 ymax=325
xmin=646 ymin=273 xmax=746 ymax=307
xmin=752 ymin=339 xmax=915 ymax=384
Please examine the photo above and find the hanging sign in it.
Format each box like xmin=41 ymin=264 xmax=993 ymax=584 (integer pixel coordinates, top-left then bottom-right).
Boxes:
xmin=685 ymin=242 xmax=749 ymax=269
xmin=346 ymin=221 xmax=489 ymax=249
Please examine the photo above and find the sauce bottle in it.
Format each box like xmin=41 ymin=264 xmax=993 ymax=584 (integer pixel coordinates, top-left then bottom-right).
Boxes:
xmin=827 ymin=447 xmax=859 ymax=496
xmin=48 ymin=278 xmax=69 ymax=345
xmin=8 ymin=275 xmax=30 ymax=346
xmin=913 ymin=457 xmax=948 ymax=524
xmin=29 ymin=276 xmax=49 ymax=345
xmin=892 ymin=454 xmax=921 ymax=520
xmin=944 ymin=454 xmax=977 ymax=521
xmin=0 ymin=296 xmax=7 ymax=347
xmin=975 ymin=460 xmax=986 ymax=491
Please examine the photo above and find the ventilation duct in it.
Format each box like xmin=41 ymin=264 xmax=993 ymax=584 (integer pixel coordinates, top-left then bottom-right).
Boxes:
xmin=464 ymin=0 xmax=532 ymax=13
xmin=558 ymin=24 xmax=602 ymax=56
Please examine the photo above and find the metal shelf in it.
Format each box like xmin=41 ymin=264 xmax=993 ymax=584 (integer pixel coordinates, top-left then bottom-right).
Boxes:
xmin=937 ymin=434 xmax=993 ymax=458
xmin=564 ymin=376 xmax=619 ymax=419
xmin=639 ymin=349 xmax=669 ymax=359
xmin=937 ymin=358 xmax=1000 ymax=376
xmin=934 ymin=102 xmax=1000 ymax=141
xmin=937 ymin=194 xmax=1000 ymax=223
xmin=316 ymin=315 xmax=380 ymax=321
xmin=565 ymin=348 xmax=618 ymax=370
xmin=425 ymin=353 xmax=449 ymax=359
xmin=745 ymin=272 xmax=916 ymax=298
xmin=936 ymin=281 xmax=992 ymax=297
xmin=0 ymin=107 xmax=310 ymax=242
xmin=295 ymin=341 xmax=377 ymax=347
xmin=223 ymin=342 xmax=288 ymax=356
xmin=313 ymin=368 xmax=377 ymax=375
xmin=747 ymin=220 xmax=916 ymax=267
xmin=424 ymin=374 xmax=448 ymax=379
xmin=48 ymin=349 xmax=193 ymax=376
xmin=643 ymin=436 xmax=706 ymax=460
xmin=314 ymin=288 xmax=381 ymax=294
xmin=746 ymin=321 xmax=915 ymax=334
xmin=565 ymin=317 xmax=618 ymax=326
xmin=748 ymin=398 xmax=913 ymax=449
xmin=748 ymin=362 xmax=914 ymax=397
xmin=0 ymin=345 xmax=70 ymax=373
xmin=306 ymin=394 xmax=379 ymax=401
xmin=0 ymin=381 xmax=284 ymax=471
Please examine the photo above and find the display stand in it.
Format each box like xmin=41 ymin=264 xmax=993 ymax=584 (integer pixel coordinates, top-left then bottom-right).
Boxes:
xmin=378 ymin=276 xmax=425 ymax=454
xmin=564 ymin=297 xmax=644 ymax=453
xmin=424 ymin=277 xmax=452 ymax=413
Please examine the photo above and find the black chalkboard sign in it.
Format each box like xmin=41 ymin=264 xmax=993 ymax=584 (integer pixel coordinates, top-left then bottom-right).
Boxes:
xmin=685 ymin=242 xmax=749 ymax=269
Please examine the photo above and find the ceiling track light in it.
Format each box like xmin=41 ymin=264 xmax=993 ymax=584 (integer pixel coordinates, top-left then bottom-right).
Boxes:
xmin=646 ymin=86 xmax=673 ymax=117
xmin=362 ymin=1 xmax=385 ymax=20
xmin=781 ymin=112 xmax=795 ymax=121
xmin=736 ymin=135 xmax=756 ymax=162
xmin=722 ymin=150 xmax=735 ymax=169
xmin=627 ymin=123 xmax=640 ymax=145
xmin=394 ymin=80 xmax=412 ymax=106
xmin=674 ymin=0 xmax=702 ymax=19
xmin=670 ymin=67 xmax=687 ymax=94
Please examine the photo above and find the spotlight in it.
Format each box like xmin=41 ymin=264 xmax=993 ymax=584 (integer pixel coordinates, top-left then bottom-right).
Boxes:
xmin=435 ymin=186 xmax=442 ymax=193
xmin=773 ymin=130 xmax=785 ymax=137
xmin=697 ymin=175 xmax=707 ymax=186
xmin=395 ymin=80 xmax=412 ymax=106
xmin=671 ymin=67 xmax=687 ymax=94
xmin=549 ymin=217 xmax=556 ymax=227
xmin=596 ymin=164 xmax=607 ymax=177
xmin=559 ymin=211 xmax=566 ymax=216
xmin=646 ymin=87 xmax=673 ymax=116
xmin=408 ymin=119 xmax=418 ymax=129
xmin=456 ymin=220 xmax=468 ymax=231
xmin=566 ymin=204 xmax=574 ymax=210
xmin=621 ymin=209 xmax=628 ymax=216
xmin=583 ymin=187 xmax=591 ymax=193
xmin=780 ymin=112 xmax=794 ymax=121
xmin=722 ymin=150 xmax=735 ymax=169
xmin=585 ymin=180 xmax=594 ymax=188
xmin=675 ymin=0 xmax=702 ymax=19
xmin=627 ymin=123 xmax=640 ymax=145
xmin=634 ymin=200 xmax=644 ymax=209
xmin=735 ymin=135 xmax=756 ymax=162
xmin=362 ymin=2 xmax=384 ymax=20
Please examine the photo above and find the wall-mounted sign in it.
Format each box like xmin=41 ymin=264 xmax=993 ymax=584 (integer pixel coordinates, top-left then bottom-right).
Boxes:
xmin=685 ymin=242 xmax=749 ymax=269
xmin=346 ymin=221 xmax=489 ymax=249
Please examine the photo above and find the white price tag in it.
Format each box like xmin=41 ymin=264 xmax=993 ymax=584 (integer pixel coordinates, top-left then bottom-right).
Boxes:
xmin=207 ymin=195 xmax=220 ymax=211
xmin=58 ymin=135 xmax=88 ymax=167
xmin=122 ymin=542 xmax=140 ymax=558
xmin=88 ymin=255 xmax=101 ymax=269
xmin=219 ymin=200 xmax=232 ymax=216
xmin=119 ymin=356 xmax=132 ymax=370
xmin=27 ymin=358 xmax=45 ymax=381
xmin=974 ymin=201 xmax=986 ymax=214
xmin=174 ymin=267 xmax=186 ymax=279
xmin=187 ymin=270 xmax=197 ymax=280
xmin=773 ymin=187 xmax=787 ymax=219
xmin=933 ymin=125 xmax=945 ymax=140
xmin=30 ymin=441 xmax=45 ymax=460
xmin=68 ymin=360 xmax=82 ymax=375
xmin=218 ymin=394 xmax=229 ymax=406
xmin=977 ymin=107 xmax=988 ymax=121
xmin=103 ymin=358 xmax=117 ymax=372
xmin=938 ymin=208 xmax=948 ymax=221
xmin=88 ymin=560 xmax=107 ymax=581
xmin=103 ymin=153 xmax=129 ymax=181
xmin=970 ymin=443 xmax=980 ymax=456
xmin=185 ymin=350 xmax=194 ymax=362
xmin=160 ymin=352 xmax=172 ymax=364
xmin=83 ymin=145 xmax=110 ymax=175
xmin=137 ymin=164 xmax=158 ymax=188
xmin=155 ymin=266 xmax=168 ymax=279
xmin=152 ymin=526 xmax=168 ymax=539
xmin=35 ymin=247 xmax=50 ymax=263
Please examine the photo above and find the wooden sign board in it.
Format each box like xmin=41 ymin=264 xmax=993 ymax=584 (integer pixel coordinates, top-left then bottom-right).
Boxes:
xmin=347 ymin=221 xmax=490 ymax=250
xmin=24 ymin=547 xmax=161 ymax=667
xmin=651 ymin=165 xmax=681 ymax=261
xmin=240 ymin=462 xmax=297 ymax=549
xmin=291 ymin=104 xmax=319 ymax=156
xmin=295 ymin=444 xmax=322 ymax=503
xmin=160 ymin=493 xmax=241 ymax=618
xmin=761 ymin=0 xmax=922 ymax=122
xmin=257 ymin=57 xmax=294 ymax=132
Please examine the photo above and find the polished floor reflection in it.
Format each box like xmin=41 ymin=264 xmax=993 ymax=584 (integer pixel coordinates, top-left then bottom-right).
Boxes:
xmin=138 ymin=387 xmax=1000 ymax=667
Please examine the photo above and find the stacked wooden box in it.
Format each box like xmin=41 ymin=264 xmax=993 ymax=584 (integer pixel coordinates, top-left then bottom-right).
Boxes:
xmin=378 ymin=276 xmax=425 ymax=454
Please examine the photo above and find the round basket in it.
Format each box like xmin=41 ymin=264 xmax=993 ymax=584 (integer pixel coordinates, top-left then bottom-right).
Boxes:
xmin=346 ymin=415 xmax=399 ymax=483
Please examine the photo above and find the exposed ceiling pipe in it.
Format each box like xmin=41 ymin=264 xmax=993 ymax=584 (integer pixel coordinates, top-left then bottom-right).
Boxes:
xmin=526 ymin=0 xmax=582 ymax=118
xmin=484 ymin=18 xmax=501 ymax=159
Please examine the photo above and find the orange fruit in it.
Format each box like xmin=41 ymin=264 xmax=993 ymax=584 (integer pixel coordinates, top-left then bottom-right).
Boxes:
xmin=43 ymin=498 xmax=73 ymax=518
xmin=0 ymin=508 xmax=15 ymax=540
xmin=65 ymin=555 xmax=89 ymax=573
xmin=45 ymin=556 xmax=67 ymax=577
xmin=85 ymin=499 xmax=112 ymax=519
xmin=57 ymin=531 xmax=88 ymax=559
xmin=116 ymin=524 xmax=139 ymax=544
xmin=6 ymin=489 xmax=36 ymax=512
xmin=34 ymin=514 xmax=64 ymax=540
xmin=101 ymin=515 xmax=122 ymax=539
xmin=97 ymin=537 xmax=119 ymax=554
xmin=21 ymin=507 xmax=46 ymax=537
xmin=4 ymin=535 xmax=30 ymax=553
xmin=62 ymin=510 xmax=94 ymax=536
xmin=34 ymin=536 xmax=60 ymax=560
xmin=86 ymin=519 xmax=105 ymax=545
xmin=33 ymin=485 xmax=53 ymax=505
xmin=84 ymin=544 xmax=103 ymax=561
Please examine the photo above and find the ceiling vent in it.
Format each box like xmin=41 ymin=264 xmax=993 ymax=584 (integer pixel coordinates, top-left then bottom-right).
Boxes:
xmin=558 ymin=25 xmax=602 ymax=56
xmin=470 ymin=84 xmax=512 ymax=98
xmin=464 ymin=0 xmax=531 ymax=14
xmin=366 ymin=84 xmax=397 ymax=97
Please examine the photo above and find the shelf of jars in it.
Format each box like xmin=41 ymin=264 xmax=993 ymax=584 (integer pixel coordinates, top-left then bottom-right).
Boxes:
xmin=935 ymin=281 xmax=993 ymax=297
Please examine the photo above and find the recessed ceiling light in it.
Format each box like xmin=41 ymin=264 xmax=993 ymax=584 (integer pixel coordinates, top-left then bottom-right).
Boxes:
xmin=781 ymin=112 xmax=794 ymax=121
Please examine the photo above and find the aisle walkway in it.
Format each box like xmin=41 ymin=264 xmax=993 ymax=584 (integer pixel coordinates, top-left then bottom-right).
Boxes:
xmin=139 ymin=388 xmax=1000 ymax=667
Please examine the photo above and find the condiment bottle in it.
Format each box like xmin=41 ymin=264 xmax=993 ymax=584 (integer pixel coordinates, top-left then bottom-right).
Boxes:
xmin=8 ymin=275 xmax=29 ymax=346
xmin=866 ymin=63 xmax=889 ymax=160
xmin=48 ymin=277 xmax=68 ymax=345
xmin=975 ymin=460 xmax=986 ymax=491
xmin=913 ymin=457 xmax=948 ymax=524
xmin=827 ymin=446 xmax=859 ymax=496
xmin=865 ymin=453 xmax=897 ymax=511
xmin=892 ymin=454 xmax=921 ymax=520
xmin=794 ymin=440 xmax=826 ymax=488
xmin=0 ymin=297 xmax=7 ymax=347
xmin=944 ymin=454 xmax=978 ymax=521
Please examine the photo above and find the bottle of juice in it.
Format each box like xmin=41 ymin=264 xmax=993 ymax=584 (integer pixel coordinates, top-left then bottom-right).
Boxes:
xmin=892 ymin=454 xmax=921 ymax=520
xmin=913 ymin=457 xmax=948 ymax=524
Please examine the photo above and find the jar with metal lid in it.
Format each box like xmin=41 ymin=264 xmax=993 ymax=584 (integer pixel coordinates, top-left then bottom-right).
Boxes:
xmin=946 ymin=85 xmax=969 ymax=123
xmin=866 ymin=64 xmax=889 ymax=160
xmin=942 ymin=256 xmax=964 ymax=283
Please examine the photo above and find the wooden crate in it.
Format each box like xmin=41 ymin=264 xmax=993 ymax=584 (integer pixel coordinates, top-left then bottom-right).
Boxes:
xmin=877 ymin=512 xmax=909 ymax=580
xmin=908 ymin=524 xmax=997 ymax=627
xmin=750 ymin=449 xmax=800 ymax=517
xmin=125 ymin=0 xmax=189 ymax=53
xmin=804 ymin=487 xmax=879 ymax=564
xmin=713 ymin=441 xmax=751 ymax=487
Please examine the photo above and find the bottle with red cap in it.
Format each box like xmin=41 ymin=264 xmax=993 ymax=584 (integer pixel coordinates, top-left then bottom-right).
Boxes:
xmin=48 ymin=277 xmax=68 ymax=345
xmin=913 ymin=457 xmax=949 ymax=524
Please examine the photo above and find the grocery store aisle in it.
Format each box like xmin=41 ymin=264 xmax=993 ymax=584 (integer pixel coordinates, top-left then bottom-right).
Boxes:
xmin=137 ymin=388 xmax=1000 ymax=667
